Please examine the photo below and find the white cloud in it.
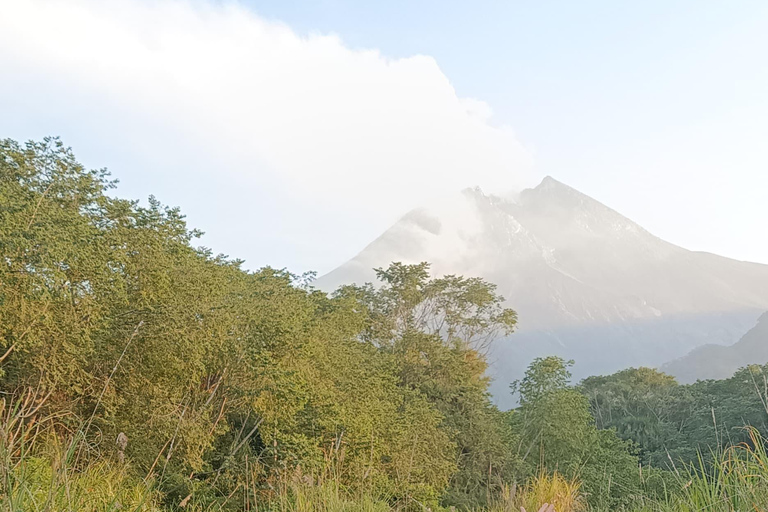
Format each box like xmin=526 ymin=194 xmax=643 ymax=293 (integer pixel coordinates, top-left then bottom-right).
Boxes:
xmin=0 ymin=0 xmax=533 ymax=272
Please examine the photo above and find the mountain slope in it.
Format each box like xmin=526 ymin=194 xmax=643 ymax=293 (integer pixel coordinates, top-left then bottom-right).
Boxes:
xmin=316 ymin=177 xmax=768 ymax=408
xmin=663 ymin=312 xmax=768 ymax=382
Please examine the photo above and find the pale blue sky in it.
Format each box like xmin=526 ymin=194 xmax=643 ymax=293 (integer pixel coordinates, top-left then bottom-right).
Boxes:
xmin=2 ymin=0 xmax=767 ymax=273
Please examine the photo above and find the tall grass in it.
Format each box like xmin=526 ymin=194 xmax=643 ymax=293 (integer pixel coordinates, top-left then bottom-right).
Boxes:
xmin=5 ymin=385 xmax=768 ymax=512
xmin=266 ymin=484 xmax=392 ymax=512
xmin=661 ymin=428 xmax=768 ymax=512
xmin=494 ymin=472 xmax=584 ymax=512
xmin=0 ymin=391 xmax=158 ymax=512
xmin=0 ymin=391 xmax=591 ymax=512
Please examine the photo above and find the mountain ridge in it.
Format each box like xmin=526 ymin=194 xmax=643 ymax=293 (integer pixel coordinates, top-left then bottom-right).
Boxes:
xmin=662 ymin=311 xmax=768 ymax=382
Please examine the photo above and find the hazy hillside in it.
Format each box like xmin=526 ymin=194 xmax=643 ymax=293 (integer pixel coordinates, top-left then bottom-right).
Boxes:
xmin=316 ymin=177 xmax=768 ymax=408
xmin=663 ymin=312 xmax=768 ymax=382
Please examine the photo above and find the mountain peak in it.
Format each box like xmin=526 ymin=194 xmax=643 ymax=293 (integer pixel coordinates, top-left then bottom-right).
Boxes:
xmin=520 ymin=175 xmax=617 ymax=222
xmin=532 ymin=175 xmax=585 ymax=198
xmin=540 ymin=175 xmax=563 ymax=186
xmin=519 ymin=176 xmax=650 ymax=239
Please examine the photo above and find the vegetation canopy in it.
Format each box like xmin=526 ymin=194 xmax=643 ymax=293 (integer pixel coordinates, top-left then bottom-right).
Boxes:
xmin=2 ymin=138 xmax=768 ymax=511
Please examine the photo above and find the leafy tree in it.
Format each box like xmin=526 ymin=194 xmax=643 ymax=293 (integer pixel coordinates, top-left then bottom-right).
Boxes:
xmin=582 ymin=365 xmax=768 ymax=469
xmin=581 ymin=367 xmax=678 ymax=463
xmin=510 ymin=358 xmax=643 ymax=510
xmin=511 ymin=356 xmax=574 ymax=406
xmin=339 ymin=262 xmax=520 ymax=507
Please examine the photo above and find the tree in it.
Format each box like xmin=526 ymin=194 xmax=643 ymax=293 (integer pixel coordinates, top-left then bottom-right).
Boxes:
xmin=339 ymin=262 xmax=520 ymax=506
xmin=510 ymin=358 xmax=642 ymax=510
xmin=511 ymin=356 xmax=574 ymax=406
xmin=0 ymin=139 xmax=459 ymax=507
xmin=581 ymin=365 xmax=768 ymax=469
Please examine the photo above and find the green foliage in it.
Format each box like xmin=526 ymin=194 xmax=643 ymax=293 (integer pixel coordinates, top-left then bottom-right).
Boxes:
xmin=0 ymin=393 xmax=159 ymax=511
xmin=511 ymin=358 xmax=643 ymax=510
xmin=340 ymin=261 xmax=520 ymax=508
xmin=341 ymin=262 xmax=517 ymax=351
xmin=2 ymin=455 xmax=157 ymax=511
xmin=581 ymin=367 xmax=678 ymax=460
xmin=262 ymin=483 xmax=393 ymax=512
xmin=671 ymin=428 xmax=768 ymax=512
xmin=582 ymin=365 xmax=768 ymax=469
xmin=5 ymin=137 xmax=768 ymax=512
xmin=0 ymin=138 xmax=520 ymax=509
xmin=511 ymin=356 xmax=574 ymax=406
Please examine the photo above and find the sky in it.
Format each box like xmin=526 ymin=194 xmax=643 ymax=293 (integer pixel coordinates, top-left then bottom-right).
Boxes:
xmin=1 ymin=0 xmax=768 ymax=274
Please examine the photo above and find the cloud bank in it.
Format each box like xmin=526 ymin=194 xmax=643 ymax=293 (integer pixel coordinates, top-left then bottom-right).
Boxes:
xmin=0 ymin=0 xmax=533 ymax=272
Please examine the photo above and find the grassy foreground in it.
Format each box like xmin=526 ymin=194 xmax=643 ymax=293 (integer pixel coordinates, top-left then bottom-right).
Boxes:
xmin=3 ymin=390 xmax=768 ymax=512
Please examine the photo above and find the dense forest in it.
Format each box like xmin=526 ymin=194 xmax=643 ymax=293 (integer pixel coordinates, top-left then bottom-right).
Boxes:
xmin=1 ymin=138 xmax=768 ymax=511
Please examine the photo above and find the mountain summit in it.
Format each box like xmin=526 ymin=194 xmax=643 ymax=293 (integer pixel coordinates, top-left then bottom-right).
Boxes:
xmin=316 ymin=177 xmax=768 ymax=408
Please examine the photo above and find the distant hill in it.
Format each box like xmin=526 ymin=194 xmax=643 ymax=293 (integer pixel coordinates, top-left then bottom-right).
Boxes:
xmin=663 ymin=312 xmax=768 ymax=383
xmin=316 ymin=177 xmax=768 ymax=408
